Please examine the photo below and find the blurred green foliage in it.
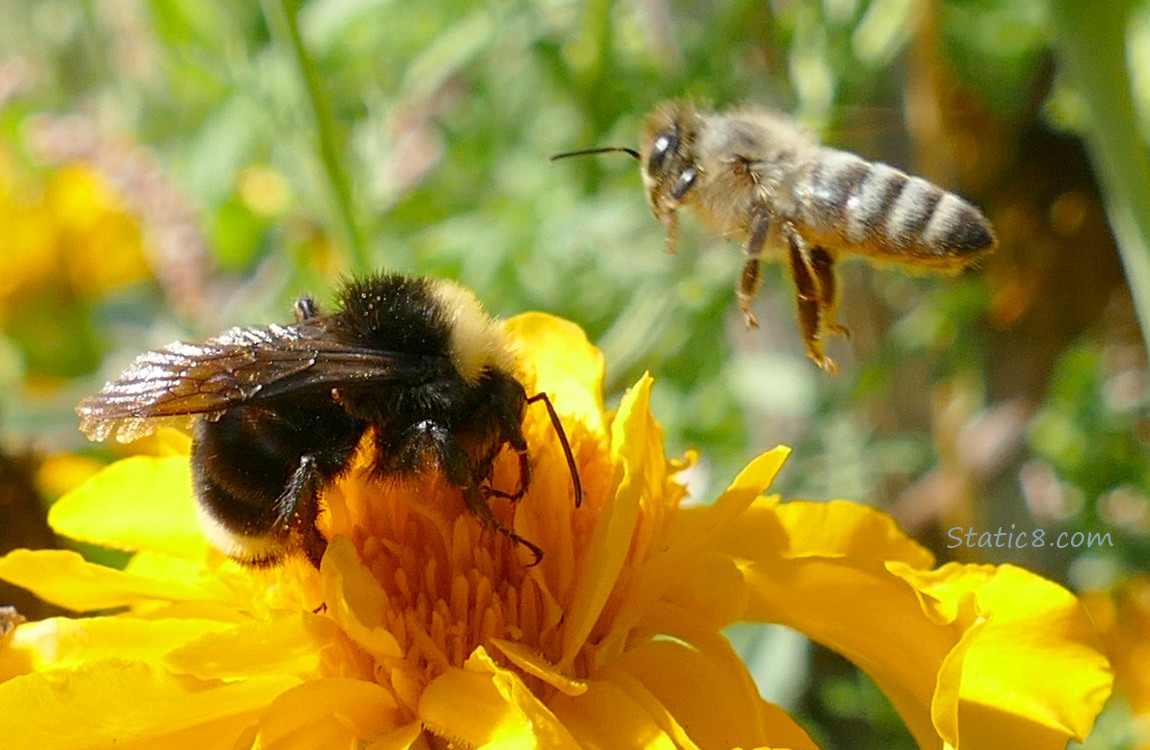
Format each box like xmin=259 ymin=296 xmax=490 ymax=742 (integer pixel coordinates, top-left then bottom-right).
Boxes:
xmin=2 ymin=0 xmax=1150 ymax=746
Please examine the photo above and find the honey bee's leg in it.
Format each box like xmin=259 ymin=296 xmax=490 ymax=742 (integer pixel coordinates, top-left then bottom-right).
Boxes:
xmin=736 ymin=211 xmax=772 ymax=329
xmin=661 ymin=167 xmax=697 ymax=256
xmin=781 ymin=222 xmax=836 ymax=373
xmin=660 ymin=207 xmax=681 ymax=255
xmin=809 ymin=247 xmax=850 ymax=339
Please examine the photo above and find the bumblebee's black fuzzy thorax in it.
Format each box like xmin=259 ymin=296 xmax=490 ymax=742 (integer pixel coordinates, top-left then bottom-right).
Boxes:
xmin=333 ymin=273 xmax=453 ymax=356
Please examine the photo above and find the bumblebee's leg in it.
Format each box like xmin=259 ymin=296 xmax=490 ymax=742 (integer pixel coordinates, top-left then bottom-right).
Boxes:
xmin=192 ymin=451 xmax=325 ymax=568
xmin=737 ymin=210 xmax=772 ymax=329
xmin=464 ymin=484 xmax=543 ymax=566
xmin=486 ymin=391 xmax=582 ymax=512
xmin=436 ymin=429 xmax=544 ymax=566
xmin=482 ymin=451 xmax=530 ymax=502
xmin=782 ymin=222 xmax=836 ymax=372
xmin=809 ymin=246 xmax=850 ymax=339
xmin=481 ymin=388 xmax=532 ymax=503
xmin=293 ymin=294 xmax=320 ymax=322
xmin=658 ymin=167 xmax=698 ymax=256
xmin=275 ymin=455 xmax=328 ymax=568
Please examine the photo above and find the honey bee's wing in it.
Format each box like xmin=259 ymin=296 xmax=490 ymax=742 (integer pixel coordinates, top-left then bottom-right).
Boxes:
xmin=77 ymin=323 xmax=439 ymax=444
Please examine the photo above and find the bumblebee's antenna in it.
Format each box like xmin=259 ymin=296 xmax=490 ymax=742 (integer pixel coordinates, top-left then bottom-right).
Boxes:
xmin=526 ymin=392 xmax=583 ymax=508
xmin=550 ymin=146 xmax=641 ymax=162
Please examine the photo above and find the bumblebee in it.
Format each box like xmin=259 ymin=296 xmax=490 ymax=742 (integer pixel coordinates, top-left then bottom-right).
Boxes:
xmin=78 ymin=273 xmax=581 ymax=567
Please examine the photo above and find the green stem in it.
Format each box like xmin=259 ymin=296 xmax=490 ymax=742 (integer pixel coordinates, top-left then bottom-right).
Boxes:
xmin=261 ymin=0 xmax=369 ymax=275
xmin=1048 ymin=0 xmax=1150 ymax=357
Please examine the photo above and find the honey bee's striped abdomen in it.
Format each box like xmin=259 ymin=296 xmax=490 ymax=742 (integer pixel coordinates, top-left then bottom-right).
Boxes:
xmin=793 ymin=150 xmax=995 ymax=269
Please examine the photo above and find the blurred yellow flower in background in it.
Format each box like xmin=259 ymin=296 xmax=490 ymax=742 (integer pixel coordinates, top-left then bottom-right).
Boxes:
xmin=0 ymin=155 xmax=148 ymax=319
xmin=1082 ymin=578 xmax=1150 ymax=749
xmin=0 ymin=313 xmax=1113 ymax=749
xmin=0 ymin=142 xmax=154 ymax=386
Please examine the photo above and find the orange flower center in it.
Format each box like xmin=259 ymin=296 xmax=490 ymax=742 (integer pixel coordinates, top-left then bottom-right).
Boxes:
xmin=319 ymin=425 xmax=595 ymax=718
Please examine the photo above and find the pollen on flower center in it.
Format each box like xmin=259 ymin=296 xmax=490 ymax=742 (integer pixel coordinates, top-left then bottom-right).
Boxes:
xmin=319 ymin=451 xmax=577 ymax=711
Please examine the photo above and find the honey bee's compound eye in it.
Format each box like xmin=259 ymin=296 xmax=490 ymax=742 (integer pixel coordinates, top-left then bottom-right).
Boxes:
xmin=671 ymin=167 xmax=698 ymax=201
xmin=648 ymin=132 xmax=678 ymax=173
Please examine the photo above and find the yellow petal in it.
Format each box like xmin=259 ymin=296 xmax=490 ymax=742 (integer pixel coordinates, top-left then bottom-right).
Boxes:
xmin=5 ymin=616 xmax=231 ymax=674
xmin=612 ymin=637 xmax=816 ymax=750
xmin=48 ymin=455 xmax=208 ymax=560
xmin=704 ymin=498 xmax=1111 ymax=748
xmin=165 ymin=613 xmax=367 ymax=681
xmin=661 ymin=550 xmax=748 ymax=631
xmin=703 ymin=499 xmax=954 ymax=747
xmin=34 ymin=452 xmax=104 ymax=499
xmin=548 ymin=676 xmax=683 ymax=750
xmin=0 ymin=608 xmax=30 ymax=681
xmin=320 ymin=535 xmax=403 ymax=661
xmin=756 ymin=700 xmax=822 ymax=750
xmin=122 ymin=552 xmax=232 ymax=600
xmin=362 ymin=722 xmax=424 ymax=750
xmin=897 ymin=563 xmax=1113 ymax=747
xmin=617 ymin=599 xmax=819 ymax=750
xmin=505 ymin=312 xmax=606 ymax=433
xmin=255 ymin=677 xmax=401 ymax=749
xmin=616 ymin=448 xmax=791 ymax=639
xmin=490 ymin=638 xmax=588 ymax=697
xmin=118 ymin=552 xmax=275 ymax=618
xmin=560 ymin=375 xmax=651 ymax=667
xmin=667 ymin=447 xmax=791 ymax=554
xmin=719 ymin=498 xmax=934 ymax=567
xmin=144 ymin=427 xmax=195 ymax=456
xmin=0 ymin=659 xmax=298 ymax=749
xmin=0 ymin=549 xmax=221 ymax=611
xmin=420 ymin=646 xmax=581 ymax=749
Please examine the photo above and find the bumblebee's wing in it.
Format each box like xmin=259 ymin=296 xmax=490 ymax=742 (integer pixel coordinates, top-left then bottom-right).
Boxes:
xmin=77 ymin=323 xmax=441 ymax=443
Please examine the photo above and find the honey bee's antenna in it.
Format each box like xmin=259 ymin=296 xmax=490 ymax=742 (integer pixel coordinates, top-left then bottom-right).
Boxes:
xmin=549 ymin=146 xmax=641 ymax=162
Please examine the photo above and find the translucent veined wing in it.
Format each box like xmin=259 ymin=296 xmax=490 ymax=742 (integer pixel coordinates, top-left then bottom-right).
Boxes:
xmin=77 ymin=323 xmax=446 ymax=443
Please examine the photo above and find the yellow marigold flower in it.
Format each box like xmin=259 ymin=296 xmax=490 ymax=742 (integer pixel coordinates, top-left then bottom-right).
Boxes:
xmin=0 ymin=157 xmax=148 ymax=318
xmin=0 ymin=313 xmax=1112 ymax=749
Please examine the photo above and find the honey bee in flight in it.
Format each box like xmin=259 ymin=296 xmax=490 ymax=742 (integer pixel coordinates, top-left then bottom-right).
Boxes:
xmin=553 ymin=100 xmax=997 ymax=372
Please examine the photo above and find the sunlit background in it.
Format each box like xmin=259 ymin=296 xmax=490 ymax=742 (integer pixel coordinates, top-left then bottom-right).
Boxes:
xmin=1 ymin=1 xmax=1148 ymax=747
